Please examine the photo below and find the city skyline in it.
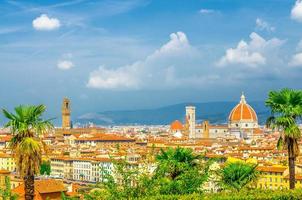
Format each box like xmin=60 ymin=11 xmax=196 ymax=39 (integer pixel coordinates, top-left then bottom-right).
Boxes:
xmin=1 ymin=0 xmax=302 ymax=121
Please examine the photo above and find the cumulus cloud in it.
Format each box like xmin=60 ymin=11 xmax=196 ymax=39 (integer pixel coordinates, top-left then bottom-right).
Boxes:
xmin=217 ymin=32 xmax=284 ymax=67
xmin=87 ymin=32 xmax=206 ymax=90
xmin=255 ymin=18 xmax=275 ymax=32
xmin=57 ymin=60 xmax=74 ymax=70
xmin=291 ymin=0 xmax=302 ymax=22
xmin=32 ymin=14 xmax=61 ymax=31
xmin=289 ymin=53 xmax=302 ymax=66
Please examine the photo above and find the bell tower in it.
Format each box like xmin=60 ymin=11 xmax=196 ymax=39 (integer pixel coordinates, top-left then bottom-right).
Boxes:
xmin=203 ymin=120 xmax=210 ymax=138
xmin=62 ymin=98 xmax=71 ymax=129
xmin=186 ymin=106 xmax=196 ymax=139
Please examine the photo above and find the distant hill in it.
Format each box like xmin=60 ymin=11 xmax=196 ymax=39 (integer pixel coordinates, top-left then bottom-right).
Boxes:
xmin=77 ymin=101 xmax=270 ymax=125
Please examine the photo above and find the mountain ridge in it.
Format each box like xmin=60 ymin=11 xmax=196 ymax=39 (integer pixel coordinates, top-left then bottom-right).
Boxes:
xmin=76 ymin=101 xmax=270 ymax=125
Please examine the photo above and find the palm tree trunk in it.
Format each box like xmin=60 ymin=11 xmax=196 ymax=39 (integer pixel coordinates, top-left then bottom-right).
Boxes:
xmin=288 ymin=142 xmax=296 ymax=189
xmin=24 ymin=174 xmax=35 ymax=200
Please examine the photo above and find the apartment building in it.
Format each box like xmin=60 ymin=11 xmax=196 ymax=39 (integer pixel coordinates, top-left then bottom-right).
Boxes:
xmin=51 ymin=157 xmax=113 ymax=183
xmin=50 ymin=157 xmax=73 ymax=180
xmin=256 ymin=166 xmax=287 ymax=189
xmin=0 ymin=154 xmax=16 ymax=172
xmin=72 ymin=158 xmax=113 ymax=182
xmin=256 ymin=165 xmax=302 ymax=189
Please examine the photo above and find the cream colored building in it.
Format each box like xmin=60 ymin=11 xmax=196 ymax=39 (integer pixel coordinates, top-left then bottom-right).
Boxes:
xmin=50 ymin=157 xmax=73 ymax=180
xmin=196 ymin=124 xmax=229 ymax=139
xmin=72 ymin=158 xmax=113 ymax=182
xmin=51 ymin=157 xmax=114 ymax=183
xmin=0 ymin=154 xmax=16 ymax=172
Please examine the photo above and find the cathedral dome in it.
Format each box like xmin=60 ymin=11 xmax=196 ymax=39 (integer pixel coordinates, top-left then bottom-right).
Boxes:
xmin=229 ymin=93 xmax=258 ymax=123
xmin=170 ymin=120 xmax=183 ymax=131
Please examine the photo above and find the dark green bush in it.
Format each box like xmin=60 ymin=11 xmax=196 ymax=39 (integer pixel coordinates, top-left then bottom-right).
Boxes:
xmin=140 ymin=189 xmax=302 ymax=200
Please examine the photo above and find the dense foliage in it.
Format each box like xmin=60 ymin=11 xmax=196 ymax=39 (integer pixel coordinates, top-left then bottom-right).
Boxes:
xmin=140 ymin=189 xmax=302 ymax=200
xmin=40 ymin=160 xmax=51 ymax=175
xmin=220 ymin=162 xmax=258 ymax=191
xmin=0 ymin=176 xmax=18 ymax=200
xmin=85 ymin=147 xmax=212 ymax=199
xmin=154 ymin=147 xmax=209 ymax=195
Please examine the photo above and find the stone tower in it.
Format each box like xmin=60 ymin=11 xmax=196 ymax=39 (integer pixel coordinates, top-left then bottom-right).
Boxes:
xmin=186 ymin=106 xmax=196 ymax=139
xmin=203 ymin=120 xmax=210 ymax=138
xmin=62 ymin=98 xmax=71 ymax=129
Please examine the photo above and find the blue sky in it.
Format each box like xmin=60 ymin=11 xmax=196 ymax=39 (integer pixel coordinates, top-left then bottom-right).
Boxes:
xmin=0 ymin=0 xmax=302 ymax=121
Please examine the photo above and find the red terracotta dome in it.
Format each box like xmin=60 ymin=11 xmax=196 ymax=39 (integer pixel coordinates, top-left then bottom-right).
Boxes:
xmin=170 ymin=120 xmax=183 ymax=130
xmin=229 ymin=94 xmax=258 ymax=122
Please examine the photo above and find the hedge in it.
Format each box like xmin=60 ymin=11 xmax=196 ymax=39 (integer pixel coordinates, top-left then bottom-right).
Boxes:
xmin=140 ymin=189 xmax=302 ymax=200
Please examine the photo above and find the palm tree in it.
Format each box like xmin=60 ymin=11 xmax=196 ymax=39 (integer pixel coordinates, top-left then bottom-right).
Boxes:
xmin=2 ymin=105 xmax=53 ymax=200
xmin=155 ymin=147 xmax=207 ymax=194
xmin=156 ymin=147 xmax=200 ymax=180
xmin=266 ymin=88 xmax=302 ymax=189
xmin=220 ymin=162 xmax=258 ymax=192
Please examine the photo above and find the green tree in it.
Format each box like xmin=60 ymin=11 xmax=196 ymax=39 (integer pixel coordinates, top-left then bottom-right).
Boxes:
xmin=155 ymin=147 xmax=200 ymax=180
xmin=61 ymin=192 xmax=79 ymax=200
xmin=220 ymin=162 xmax=258 ymax=192
xmin=0 ymin=176 xmax=18 ymax=200
xmin=2 ymin=105 xmax=53 ymax=200
xmin=40 ymin=160 xmax=51 ymax=175
xmin=154 ymin=147 xmax=209 ymax=195
xmin=85 ymin=158 xmax=147 ymax=200
xmin=85 ymin=147 xmax=211 ymax=199
xmin=266 ymin=88 xmax=302 ymax=189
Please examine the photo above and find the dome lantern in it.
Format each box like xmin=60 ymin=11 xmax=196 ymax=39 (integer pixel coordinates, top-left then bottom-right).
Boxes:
xmin=240 ymin=92 xmax=246 ymax=104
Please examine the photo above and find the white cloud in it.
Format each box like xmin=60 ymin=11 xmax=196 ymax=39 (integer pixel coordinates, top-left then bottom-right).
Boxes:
xmin=217 ymin=32 xmax=284 ymax=67
xmin=296 ymin=40 xmax=302 ymax=51
xmin=87 ymin=32 xmax=206 ymax=90
xmin=255 ymin=18 xmax=275 ymax=32
xmin=289 ymin=53 xmax=302 ymax=66
xmin=87 ymin=65 xmax=139 ymax=89
xmin=57 ymin=60 xmax=74 ymax=70
xmin=199 ymin=9 xmax=215 ymax=14
xmin=291 ymin=0 xmax=302 ymax=22
xmin=32 ymin=14 xmax=61 ymax=31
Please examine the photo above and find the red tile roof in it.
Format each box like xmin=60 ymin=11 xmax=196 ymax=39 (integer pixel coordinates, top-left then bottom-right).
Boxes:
xmin=75 ymin=134 xmax=134 ymax=142
xmin=13 ymin=179 xmax=67 ymax=200
xmin=257 ymin=166 xmax=287 ymax=173
xmin=170 ymin=120 xmax=183 ymax=130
